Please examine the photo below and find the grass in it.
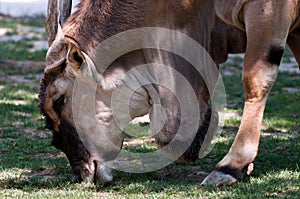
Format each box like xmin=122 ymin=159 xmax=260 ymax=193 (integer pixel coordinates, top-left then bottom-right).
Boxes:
xmin=0 ymin=15 xmax=47 ymax=61
xmin=0 ymin=40 xmax=47 ymax=61
xmin=0 ymin=19 xmax=299 ymax=198
xmin=0 ymin=15 xmax=45 ymax=28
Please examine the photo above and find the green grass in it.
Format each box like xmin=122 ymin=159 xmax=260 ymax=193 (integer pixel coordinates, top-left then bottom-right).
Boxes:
xmin=0 ymin=16 xmax=47 ymax=61
xmin=0 ymin=40 xmax=46 ymax=61
xmin=221 ymin=66 xmax=300 ymax=133
xmin=0 ymin=19 xmax=299 ymax=198
xmin=0 ymin=58 xmax=299 ymax=198
xmin=0 ymin=15 xmax=45 ymax=28
xmin=125 ymin=123 xmax=151 ymax=138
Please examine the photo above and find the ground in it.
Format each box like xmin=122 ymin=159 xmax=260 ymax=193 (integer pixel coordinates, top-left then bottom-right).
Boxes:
xmin=0 ymin=16 xmax=299 ymax=198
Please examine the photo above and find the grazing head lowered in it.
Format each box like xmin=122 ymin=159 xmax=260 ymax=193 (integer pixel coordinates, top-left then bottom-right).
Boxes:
xmin=39 ymin=0 xmax=120 ymax=183
xmin=39 ymin=0 xmax=300 ymax=187
xmin=39 ymin=0 xmax=221 ymax=184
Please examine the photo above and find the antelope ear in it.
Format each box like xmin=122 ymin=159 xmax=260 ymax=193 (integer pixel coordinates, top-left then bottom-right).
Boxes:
xmin=67 ymin=41 xmax=85 ymax=70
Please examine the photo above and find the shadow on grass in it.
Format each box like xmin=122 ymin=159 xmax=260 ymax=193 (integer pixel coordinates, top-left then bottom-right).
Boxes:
xmin=0 ymin=65 xmax=299 ymax=196
xmin=0 ymin=131 xmax=298 ymax=194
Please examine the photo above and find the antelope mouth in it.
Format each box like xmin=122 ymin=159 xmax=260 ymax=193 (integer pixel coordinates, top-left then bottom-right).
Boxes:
xmin=77 ymin=159 xmax=113 ymax=184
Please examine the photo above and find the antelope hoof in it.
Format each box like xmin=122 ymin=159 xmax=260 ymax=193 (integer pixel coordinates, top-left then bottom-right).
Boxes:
xmin=200 ymin=171 xmax=237 ymax=187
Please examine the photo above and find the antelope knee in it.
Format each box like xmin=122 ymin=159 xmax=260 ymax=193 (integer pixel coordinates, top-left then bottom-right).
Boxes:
xmin=267 ymin=45 xmax=285 ymax=66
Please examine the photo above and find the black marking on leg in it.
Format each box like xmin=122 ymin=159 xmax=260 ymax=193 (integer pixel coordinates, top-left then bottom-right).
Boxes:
xmin=267 ymin=45 xmax=285 ymax=66
xmin=217 ymin=162 xmax=254 ymax=180
xmin=217 ymin=166 xmax=243 ymax=180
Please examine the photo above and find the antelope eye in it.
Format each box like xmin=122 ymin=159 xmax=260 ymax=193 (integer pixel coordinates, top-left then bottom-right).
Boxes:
xmin=54 ymin=95 xmax=65 ymax=107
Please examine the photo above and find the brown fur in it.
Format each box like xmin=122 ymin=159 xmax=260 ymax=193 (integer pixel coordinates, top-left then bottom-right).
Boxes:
xmin=62 ymin=0 xmax=247 ymax=59
xmin=63 ymin=0 xmax=148 ymax=52
xmin=40 ymin=0 xmax=300 ymax=184
xmin=39 ymin=71 xmax=94 ymax=181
